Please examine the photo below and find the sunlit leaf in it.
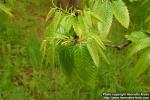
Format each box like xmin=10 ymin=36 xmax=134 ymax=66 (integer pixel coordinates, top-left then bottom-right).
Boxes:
xmin=73 ymin=45 xmax=97 ymax=88
xmin=97 ymin=1 xmax=113 ymax=38
xmin=90 ymin=12 xmax=104 ymax=23
xmin=132 ymin=48 xmax=150 ymax=78
xmin=46 ymin=8 xmax=56 ymax=22
xmin=73 ymin=16 xmax=85 ymax=37
xmin=128 ymin=37 xmax=150 ymax=58
xmin=0 ymin=3 xmax=13 ymax=17
xmin=87 ymin=40 xmax=99 ymax=67
xmin=91 ymin=35 xmax=105 ymax=49
xmin=112 ymin=0 xmax=130 ymax=28
xmin=84 ymin=10 xmax=92 ymax=28
xmin=58 ymin=45 xmax=75 ymax=76
xmin=126 ymin=31 xmax=148 ymax=42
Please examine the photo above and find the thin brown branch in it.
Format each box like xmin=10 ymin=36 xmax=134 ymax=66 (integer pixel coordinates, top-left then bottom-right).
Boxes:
xmin=105 ymin=40 xmax=131 ymax=50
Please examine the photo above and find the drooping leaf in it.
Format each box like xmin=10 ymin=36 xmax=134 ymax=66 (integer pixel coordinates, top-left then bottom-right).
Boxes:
xmin=128 ymin=37 xmax=150 ymax=58
xmin=46 ymin=8 xmax=56 ymax=22
xmin=112 ymin=0 xmax=130 ymax=28
xmin=59 ymin=15 xmax=73 ymax=35
xmin=73 ymin=16 xmax=85 ymax=37
xmin=126 ymin=31 xmax=149 ymax=42
xmin=84 ymin=10 xmax=92 ymax=28
xmin=77 ymin=16 xmax=86 ymax=36
xmin=73 ymin=45 xmax=97 ymax=87
xmin=87 ymin=38 xmax=110 ymax=66
xmin=90 ymin=11 xmax=104 ymax=23
xmin=45 ymin=12 xmax=62 ymax=36
xmin=0 ymin=3 xmax=13 ymax=17
xmin=96 ymin=45 xmax=110 ymax=64
xmin=97 ymin=1 xmax=113 ymax=38
xmin=87 ymin=40 xmax=99 ymax=67
xmin=132 ymin=48 xmax=150 ymax=78
xmin=57 ymin=44 xmax=98 ymax=88
xmin=58 ymin=45 xmax=75 ymax=76
xmin=91 ymin=34 xmax=105 ymax=49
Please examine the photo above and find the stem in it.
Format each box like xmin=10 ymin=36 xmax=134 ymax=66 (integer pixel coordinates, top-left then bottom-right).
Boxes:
xmin=105 ymin=40 xmax=131 ymax=50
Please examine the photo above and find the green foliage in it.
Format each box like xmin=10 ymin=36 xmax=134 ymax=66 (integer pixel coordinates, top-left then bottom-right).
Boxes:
xmin=96 ymin=1 xmax=113 ymax=38
xmin=132 ymin=48 xmax=150 ymax=79
xmin=0 ymin=0 xmax=150 ymax=99
xmin=44 ymin=0 xmax=129 ymax=87
xmin=0 ymin=3 xmax=13 ymax=16
xmin=43 ymin=5 xmax=113 ymax=86
xmin=126 ymin=31 xmax=150 ymax=79
xmin=112 ymin=0 xmax=129 ymax=28
xmin=128 ymin=37 xmax=150 ymax=57
xmin=42 ymin=0 xmax=150 ymax=93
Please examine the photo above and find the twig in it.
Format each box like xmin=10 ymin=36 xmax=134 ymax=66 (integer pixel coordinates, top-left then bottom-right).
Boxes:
xmin=105 ymin=40 xmax=131 ymax=50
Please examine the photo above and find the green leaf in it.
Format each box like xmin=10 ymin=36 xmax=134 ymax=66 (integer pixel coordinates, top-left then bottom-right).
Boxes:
xmin=46 ymin=8 xmax=56 ymax=22
xmin=128 ymin=37 xmax=150 ymax=58
xmin=126 ymin=31 xmax=148 ymax=42
xmin=87 ymin=40 xmax=99 ymax=67
xmin=57 ymin=44 xmax=98 ymax=88
xmin=112 ymin=0 xmax=130 ymax=28
xmin=58 ymin=45 xmax=75 ymax=76
xmin=90 ymin=11 xmax=104 ymax=23
xmin=91 ymin=34 xmax=105 ymax=49
xmin=60 ymin=15 xmax=73 ymax=34
xmin=97 ymin=1 xmax=113 ymax=38
xmin=97 ymin=46 xmax=110 ymax=64
xmin=45 ymin=12 xmax=62 ymax=36
xmin=0 ymin=3 xmax=13 ymax=17
xmin=87 ymin=38 xmax=109 ymax=65
xmin=78 ymin=16 xmax=86 ymax=36
xmin=132 ymin=48 xmax=150 ymax=78
xmin=84 ymin=10 xmax=92 ymax=28
xmin=73 ymin=16 xmax=85 ymax=37
xmin=73 ymin=45 xmax=97 ymax=88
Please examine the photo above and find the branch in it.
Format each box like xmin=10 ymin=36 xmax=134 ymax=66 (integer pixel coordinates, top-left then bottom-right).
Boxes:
xmin=105 ymin=40 xmax=131 ymax=50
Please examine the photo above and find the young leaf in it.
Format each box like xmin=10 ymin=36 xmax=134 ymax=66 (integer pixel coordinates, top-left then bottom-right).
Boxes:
xmin=78 ymin=16 xmax=86 ymax=36
xmin=128 ymin=37 xmax=150 ymax=58
xmin=46 ymin=8 xmax=56 ymax=22
xmin=58 ymin=45 xmax=75 ymax=76
xmin=84 ymin=10 xmax=92 ymax=28
xmin=97 ymin=46 xmax=110 ymax=64
xmin=90 ymin=12 xmax=105 ymax=23
xmin=73 ymin=45 xmax=97 ymax=88
xmin=0 ymin=3 xmax=13 ymax=17
xmin=125 ymin=31 xmax=148 ymax=42
xmin=91 ymin=35 xmax=105 ymax=49
xmin=45 ymin=12 xmax=62 ymax=36
xmin=60 ymin=15 xmax=73 ymax=34
xmin=87 ymin=40 xmax=99 ymax=67
xmin=112 ymin=0 xmax=130 ymax=28
xmin=97 ymin=1 xmax=113 ymax=38
xmin=73 ymin=16 xmax=85 ymax=37
xmin=132 ymin=48 xmax=150 ymax=79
